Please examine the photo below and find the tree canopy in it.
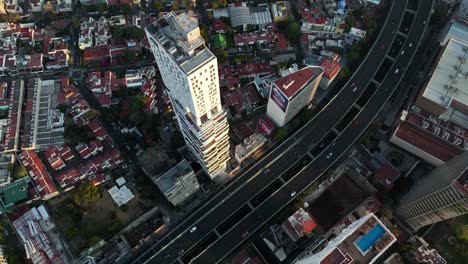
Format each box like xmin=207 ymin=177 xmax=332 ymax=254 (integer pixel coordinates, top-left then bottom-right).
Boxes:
xmin=211 ymin=0 xmax=227 ymax=9
xmin=72 ymin=182 xmax=101 ymax=207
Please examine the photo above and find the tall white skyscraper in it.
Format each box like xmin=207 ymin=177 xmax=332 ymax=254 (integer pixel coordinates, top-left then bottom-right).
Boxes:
xmin=145 ymin=12 xmax=230 ymax=177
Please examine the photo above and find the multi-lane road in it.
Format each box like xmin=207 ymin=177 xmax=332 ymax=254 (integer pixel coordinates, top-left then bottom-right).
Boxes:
xmin=132 ymin=0 xmax=433 ymax=263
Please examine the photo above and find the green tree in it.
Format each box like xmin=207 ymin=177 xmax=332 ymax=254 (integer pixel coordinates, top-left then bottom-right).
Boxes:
xmin=215 ymin=49 xmax=228 ymax=63
xmin=171 ymin=132 xmax=185 ymax=148
xmin=274 ymin=127 xmax=288 ymax=141
xmin=154 ymin=0 xmax=164 ymax=12
xmin=72 ymin=16 xmax=81 ymax=30
xmin=128 ymin=94 xmax=147 ymax=125
xmin=129 ymin=94 xmax=147 ymax=113
xmin=211 ymin=0 xmax=227 ymax=9
xmin=72 ymin=182 xmax=101 ymax=207
xmin=381 ymin=207 xmax=393 ymax=220
xmin=7 ymin=162 xmax=27 ymax=179
xmin=453 ymin=220 xmax=468 ymax=241
xmin=121 ymin=4 xmax=134 ymax=15
xmin=338 ymin=65 xmax=351 ymax=79
xmin=88 ymin=235 xmax=102 ymax=247
xmin=184 ymin=0 xmax=193 ymax=9
xmin=172 ymin=0 xmax=180 ymax=11
xmin=96 ymin=3 xmax=108 ymax=13
xmin=277 ymin=18 xmax=301 ymax=44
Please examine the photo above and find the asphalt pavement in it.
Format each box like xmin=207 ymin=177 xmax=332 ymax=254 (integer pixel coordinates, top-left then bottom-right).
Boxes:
xmin=130 ymin=0 xmax=428 ymax=263
xmin=191 ymin=1 xmax=433 ymax=263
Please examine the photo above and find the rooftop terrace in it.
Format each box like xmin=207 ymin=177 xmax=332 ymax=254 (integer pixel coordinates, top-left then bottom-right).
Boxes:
xmin=145 ymin=12 xmax=214 ymax=74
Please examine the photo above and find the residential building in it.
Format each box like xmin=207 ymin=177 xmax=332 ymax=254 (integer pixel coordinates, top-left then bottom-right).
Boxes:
xmin=234 ymin=132 xmax=267 ymax=164
xmin=227 ymin=2 xmax=272 ymax=30
xmin=152 ymin=159 xmax=199 ymax=206
xmin=145 ymin=12 xmax=230 ymax=177
xmin=108 ymin=185 xmax=134 ymax=207
xmin=318 ymin=54 xmax=342 ymax=89
xmin=266 ymin=66 xmax=323 ymax=127
xmin=395 ymin=151 xmax=468 ymax=231
xmin=281 ymin=208 xmax=317 ymax=242
xmin=19 ymin=150 xmax=59 ymax=200
xmin=296 ymin=213 xmax=397 ymax=264
xmin=389 ymin=107 xmax=466 ymax=166
xmin=271 ymin=1 xmax=291 ymax=22
xmin=22 ymin=79 xmax=64 ymax=150
xmin=11 ymin=205 xmax=63 ymax=264
xmin=407 ymin=236 xmax=447 ymax=264
xmin=79 ymin=17 xmax=111 ymax=50
xmin=415 ymin=38 xmax=468 ymax=128
xmin=125 ymin=70 xmax=143 ymax=88
xmin=344 ymin=27 xmax=366 ymax=45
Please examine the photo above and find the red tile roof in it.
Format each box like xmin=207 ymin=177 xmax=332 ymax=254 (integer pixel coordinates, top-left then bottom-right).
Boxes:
xmin=257 ymin=115 xmax=275 ymax=135
xmin=394 ymin=122 xmax=461 ymax=162
xmin=83 ymin=45 xmax=110 ymax=61
xmin=19 ymin=150 xmax=58 ymax=198
xmin=320 ymin=55 xmax=342 ymax=79
xmin=274 ymin=67 xmax=323 ymax=98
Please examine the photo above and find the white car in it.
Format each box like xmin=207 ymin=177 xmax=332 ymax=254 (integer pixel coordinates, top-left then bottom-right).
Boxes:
xmin=326 ymin=152 xmax=333 ymax=159
xmin=190 ymin=226 xmax=197 ymax=233
xmin=290 ymin=191 xmax=297 ymax=197
xmin=409 ymin=43 xmax=413 ymax=48
xmin=401 ymin=50 xmax=405 ymax=55
xmin=395 ymin=69 xmax=400 ymax=74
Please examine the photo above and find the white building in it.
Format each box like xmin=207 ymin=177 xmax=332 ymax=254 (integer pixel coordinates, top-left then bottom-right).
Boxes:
xmin=234 ymin=132 xmax=267 ymax=164
xmin=415 ymin=38 xmax=468 ymax=128
xmin=296 ymin=213 xmax=396 ymax=264
xmin=153 ymin=159 xmax=199 ymax=206
xmin=145 ymin=12 xmax=230 ymax=177
xmin=267 ymin=66 xmax=323 ymax=127
xmin=345 ymin=27 xmax=366 ymax=45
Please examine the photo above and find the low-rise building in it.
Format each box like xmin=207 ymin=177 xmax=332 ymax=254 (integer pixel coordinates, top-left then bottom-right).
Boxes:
xmin=281 ymin=208 xmax=317 ymax=242
xmin=19 ymin=150 xmax=58 ymax=200
xmin=296 ymin=213 xmax=396 ymax=264
xmin=389 ymin=107 xmax=466 ymax=166
xmin=271 ymin=1 xmax=291 ymax=22
xmin=152 ymin=160 xmax=199 ymax=207
xmin=234 ymin=132 xmax=267 ymax=164
xmin=318 ymin=54 xmax=342 ymax=89
xmin=11 ymin=205 xmax=63 ymax=264
xmin=266 ymin=66 xmax=323 ymax=127
xmin=345 ymin=27 xmax=367 ymax=45
xmin=22 ymin=78 xmax=64 ymax=150
xmin=407 ymin=236 xmax=447 ymax=263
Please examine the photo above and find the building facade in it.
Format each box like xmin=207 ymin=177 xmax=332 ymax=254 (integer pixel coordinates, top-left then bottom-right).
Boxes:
xmin=396 ymin=151 xmax=468 ymax=231
xmin=153 ymin=159 xmax=199 ymax=206
xmin=145 ymin=12 xmax=230 ymax=177
xmin=266 ymin=66 xmax=323 ymax=127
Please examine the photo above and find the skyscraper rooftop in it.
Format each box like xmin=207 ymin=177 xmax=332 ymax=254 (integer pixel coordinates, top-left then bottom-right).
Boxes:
xmin=145 ymin=12 xmax=215 ymax=73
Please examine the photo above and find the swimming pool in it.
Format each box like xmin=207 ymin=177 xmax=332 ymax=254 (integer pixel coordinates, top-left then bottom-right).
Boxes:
xmin=356 ymin=224 xmax=385 ymax=253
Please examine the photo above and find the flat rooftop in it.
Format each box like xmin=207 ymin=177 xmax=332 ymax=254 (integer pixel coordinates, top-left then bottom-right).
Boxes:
xmin=145 ymin=12 xmax=214 ymax=74
xmin=299 ymin=214 xmax=396 ymax=264
xmin=154 ymin=159 xmax=194 ymax=192
xmin=274 ymin=66 xmax=323 ymax=98
xmin=422 ymin=39 xmax=468 ymax=110
xmin=22 ymin=79 xmax=64 ymax=149
xmin=0 ymin=180 xmax=28 ymax=208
